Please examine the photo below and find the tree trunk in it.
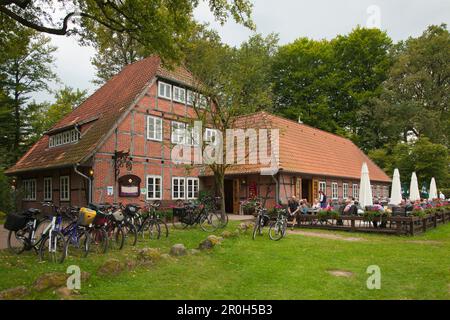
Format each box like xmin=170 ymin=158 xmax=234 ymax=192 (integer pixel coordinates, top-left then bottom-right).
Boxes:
xmin=13 ymin=92 xmax=20 ymax=162
xmin=214 ymin=168 xmax=226 ymax=219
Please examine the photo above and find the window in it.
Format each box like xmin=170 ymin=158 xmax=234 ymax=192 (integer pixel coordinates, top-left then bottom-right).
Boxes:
xmin=186 ymin=124 xmax=200 ymax=146
xmin=146 ymin=175 xmax=162 ymax=200
xmin=171 ymin=121 xmax=186 ymax=144
xmin=352 ymin=184 xmax=359 ymax=200
xmin=147 ymin=116 xmax=162 ymax=141
xmin=60 ymin=176 xmax=70 ymax=201
xmin=173 ymin=86 xmax=186 ymax=103
xmin=44 ymin=177 xmax=52 ymax=201
xmin=187 ymin=178 xmax=199 ymax=199
xmin=331 ymin=182 xmax=338 ymax=199
xmin=198 ymin=94 xmax=207 ymax=108
xmin=343 ymin=183 xmax=349 ymax=199
xmin=49 ymin=129 xmax=79 ymax=148
xmin=172 ymin=177 xmax=185 ymax=199
xmin=205 ymin=128 xmax=218 ymax=144
xmin=319 ymin=181 xmax=326 ymax=193
xmin=23 ymin=179 xmax=36 ymax=201
xmin=158 ymin=81 xmax=172 ymax=100
xmin=187 ymin=90 xmax=194 ymax=105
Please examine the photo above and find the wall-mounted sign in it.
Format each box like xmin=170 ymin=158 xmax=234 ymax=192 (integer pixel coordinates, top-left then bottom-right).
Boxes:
xmin=141 ymin=188 xmax=147 ymax=195
xmin=107 ymin=186 xmax=114 ymax=196
xmin=118 ymin=174 xmax=141 ymax=197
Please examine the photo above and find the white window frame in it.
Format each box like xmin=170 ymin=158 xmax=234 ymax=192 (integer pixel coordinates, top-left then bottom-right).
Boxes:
xmin=204 ymin=128 xmax=218 ymax=144
xmin=187 ymin=90 xmax=194 ymax=106
xmin=187 ymin=178 xmax=199 ymax=199
xmin=158 ymin=81 xmax=172 ymax=100
xmin=60 ymin=176 xmax=70 ymax=201
xmin=147 ymin=116 xmax=163 ymax=141
xmin=146 ymin=175 xmax=162 ymax=200
xmin=353 ymin=184 xmax=359 ymax=200
xmin=43 ymin=177 xmax=52 ymax=201
xmin=172 ymin=177 xmax=186 ymax=200
xmin=23 ymin=179 xmax=36 ymax=201
xmin=185 ymin=124 xmax=200 ymax=146
xmin=171 ymin=121 xmax=186 ymax=145
xmin=343 ymin=183 xmax=349 ymax=199
xmin=331 ymin=182 xmax=338 ymax=200
xmin=319 ymin=181 xmax=326 ymax=193
xmin=173 ymin=86 xmax=186 ymax=104
xmin=49 ymin=129 xmax=79 ymax=148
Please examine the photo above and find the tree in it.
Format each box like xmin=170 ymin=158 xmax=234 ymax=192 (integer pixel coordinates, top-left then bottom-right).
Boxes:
xmin=369 ymin=138 xmax=449 ymax=189
xmin=27 ymin=86 xmax=87 ymax=144
xmin=1 ymin=0 xmax=254 ymax=63
xmin=375 ymin=24 xmax=450 ymax=147
xmin=0 ymin=15 xmax=57 ymax=164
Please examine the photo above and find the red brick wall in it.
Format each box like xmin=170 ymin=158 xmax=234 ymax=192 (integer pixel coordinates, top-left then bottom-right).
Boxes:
xmin=93 ymin=80 xmax=200 ymax=206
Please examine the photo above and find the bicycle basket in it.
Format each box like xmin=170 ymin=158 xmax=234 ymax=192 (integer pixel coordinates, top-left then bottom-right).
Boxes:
xmin=112 ymin=210 xmax=124 ymax=222
xmin=77 ymin=207 xmax=97 ymax=226
xmin=4 ymin=213 xmax=28 ymax=231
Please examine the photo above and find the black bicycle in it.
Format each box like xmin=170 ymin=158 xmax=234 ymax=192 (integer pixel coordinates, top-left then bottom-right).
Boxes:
xmin=202 ymin=195 xmax=228 ymax=229
xmin=268 ymin=208 xmax=288 ymax=241
xmin=173 ymin=200 xmax=221 ymax=232
xmin=252 ymin=202 xmax=271 ymax=240
xmin=138 ymin=200 xmax=168 ymax=240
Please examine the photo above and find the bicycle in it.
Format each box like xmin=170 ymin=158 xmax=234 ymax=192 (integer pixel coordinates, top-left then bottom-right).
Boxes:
xmin=86 ymin=204 xmax=109 ymax=254
xmin=5 ymin=203 xmax=67 ymax=263
xmin=37 ymin=203 xmax=68 ymax=263
xmin=138 ymin=200 xmax=166 ymax=240
xmin=172 ymin=200 xmax=221 ymax=232
xmin=252 ymin=202 xmax=271 ymax=240
xmin=113 ymin=203 xmax=138 ymax=247
xmin=268 ymin=208 xmax=288 ymax=241
xmin=202 ymin=195 xmax=228 ymax=229
xmin=61 ymin=206 xmax=91 ymax=258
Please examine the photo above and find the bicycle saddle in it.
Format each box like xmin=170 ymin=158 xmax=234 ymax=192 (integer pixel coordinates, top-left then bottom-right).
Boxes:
xmin=25 ymin=208 xmax=40 ymax=216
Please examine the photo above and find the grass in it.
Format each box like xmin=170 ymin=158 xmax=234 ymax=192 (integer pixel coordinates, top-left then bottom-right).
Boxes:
xmin=0 ymin=221 xmax=449 ymax=300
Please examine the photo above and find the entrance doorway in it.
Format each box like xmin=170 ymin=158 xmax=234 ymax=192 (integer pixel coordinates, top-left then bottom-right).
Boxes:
xmin=224 ymin=179 xmax=234 ymax=214
xmin=302 ymin=179 xmax=312 ymax=203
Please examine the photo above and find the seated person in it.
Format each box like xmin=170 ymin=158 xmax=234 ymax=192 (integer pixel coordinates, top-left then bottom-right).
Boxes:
xmin=287 ymin=196 xmax=300 ymax=229
xmin=299 ymin=199 xmax=309 ymax=214
xmin=312 ymin=199 xmax=321 ymax=210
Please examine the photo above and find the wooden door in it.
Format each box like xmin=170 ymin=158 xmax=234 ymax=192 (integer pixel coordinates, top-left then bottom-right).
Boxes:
xmin=233 ymin=179 xmax=240 ymax=214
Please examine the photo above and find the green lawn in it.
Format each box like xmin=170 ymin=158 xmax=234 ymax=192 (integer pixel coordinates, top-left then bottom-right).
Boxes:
xmin=1 ymin=221 xmax=449 ymax=300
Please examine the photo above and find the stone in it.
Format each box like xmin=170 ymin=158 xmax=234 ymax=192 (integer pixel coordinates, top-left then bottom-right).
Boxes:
xmin=0 ymin=286 xmax=30 ymax=300
xmin=170 ymin=244 xmax=187 ymax=256
xmin=33 ymin=273 xmax=68 ymax=292
xmin=198 ymin=238 xmax=214 ymax=250
xmin=327 ymin=270 xmax=354 ymax=278
xmin=207 ymin=235 xmax=223 ymax=245
xmin=221 ymin=230 xmax=236 ymax=238
xmin=55 ymin=287 xmax=76 ymax=299
xmin=97 ymin=259 xmax=125 ymax=276
xmin=238 ymin=223 xmax=249 ymax=231
xmin=137 ymin=248 xmax=161 ymax=262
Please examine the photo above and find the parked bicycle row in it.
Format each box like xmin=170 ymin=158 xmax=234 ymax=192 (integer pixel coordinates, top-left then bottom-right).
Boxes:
xmin=4 ymin=195 xmax=227 ymax=264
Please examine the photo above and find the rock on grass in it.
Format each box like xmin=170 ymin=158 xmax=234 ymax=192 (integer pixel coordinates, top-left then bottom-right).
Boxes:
xmin=170 ymin=244 xmax=187 ymax=256
xmin=199 ymin=235 xmax=224 ymax=250
xmin=97 ymin=259 xmax=125 ymax=276
xmin=137 ymin=248 xmax=162 ymax=262
xmin=34 ymin=273 xmax=68 ymax=292
xmin=0 ymin=286 xmax=30 ymax=300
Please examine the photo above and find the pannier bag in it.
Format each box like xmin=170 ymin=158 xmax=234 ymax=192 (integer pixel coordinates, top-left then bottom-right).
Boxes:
xmin=112 ymin=210 xmax=124 ymax=222
xmin=124 ymin=204 xmax=138 ymax=216
xmin=93 ymin=211 xmax=108 ymax=226
xmin=4 ymin=213 xmax=29 ymax=231
xmin=78 ymin=207 xmax=97 ymax=226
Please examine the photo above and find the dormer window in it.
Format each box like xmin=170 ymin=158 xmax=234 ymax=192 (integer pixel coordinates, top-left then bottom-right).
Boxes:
xmin=49 ymin=129 xmax=79 ymax=148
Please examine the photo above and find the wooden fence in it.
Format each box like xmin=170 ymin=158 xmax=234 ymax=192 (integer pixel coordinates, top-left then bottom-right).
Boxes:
xmin=295 ymin=210 xmax=450 ymax=236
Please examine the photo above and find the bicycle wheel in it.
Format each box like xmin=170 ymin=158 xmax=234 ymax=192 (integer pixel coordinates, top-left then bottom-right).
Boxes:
xmin=122 ymin=222 xmax=138 ymax=246
xmin=172 ymin=213 xmax=189 ymax=230
xmin=252 ymin=217 xmax=261 ymax=240
xmin=269 ymin=221 xmax=284 ymax=241
xmin=88 ymin=227 xmax=108 ymax=254
xmin=7 ymin=230 xmax=28 ymax=254
xmin=66 ymin=228 xmax=90 ymax=258
xmin=157 ymin=219 xmax=169 ymax=238
xmin=39 ymin=231 xmax=67 ymax=263
xmin=200 ymin=212 xmax=220 ymax=232
xmin=141 ymin=219 xmax=161 ymax=239
xmin=108 ymin=225 xmax=125 ymax=250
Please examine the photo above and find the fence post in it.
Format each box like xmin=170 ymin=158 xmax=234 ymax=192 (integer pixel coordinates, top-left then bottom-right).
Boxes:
xmin=410 ymin=221 xmax=414 ymax=236
xmin=351 ymin=219 xmax=355 ymax=232
xmin=433 ymin=214 xmax=437 ymax=228
xmin=422 ymin=218 xmax=427 ymax=233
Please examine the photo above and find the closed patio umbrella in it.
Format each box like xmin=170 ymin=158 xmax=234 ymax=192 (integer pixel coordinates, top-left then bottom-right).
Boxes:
xmin=428 ymin=178 xmax=437 ymax=200
xmin=389 ymin=168 xmax=402 ymax=205
xmin=359 ymin=162 xmax=373 ymax=208
xmin=409 ymin=172 xmax=421 ymax=202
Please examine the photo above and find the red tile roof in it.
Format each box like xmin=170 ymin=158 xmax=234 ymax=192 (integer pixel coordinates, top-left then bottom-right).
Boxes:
xmin=206 ymin=112 xmax=391 ymax=183
xmin=6 ymin=56 xmax=194 ymax=174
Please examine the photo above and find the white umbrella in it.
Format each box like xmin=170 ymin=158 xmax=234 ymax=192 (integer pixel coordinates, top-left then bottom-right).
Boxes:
xmin=428 ymin=177 xmax=437 ymax=200
xmin=359 ymin=162 xmax=373 ymax=208
xmin=389 ymin=168 xmax=402 ymax=205
xmin=409 ymin=172 xmax=421 ymax=202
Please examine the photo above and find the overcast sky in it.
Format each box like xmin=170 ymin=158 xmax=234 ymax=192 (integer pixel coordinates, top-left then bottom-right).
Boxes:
xmin=33 ymin=0 xmax=450 ymax=103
